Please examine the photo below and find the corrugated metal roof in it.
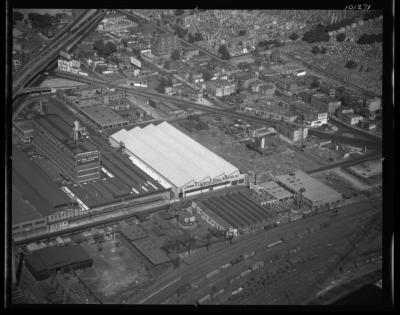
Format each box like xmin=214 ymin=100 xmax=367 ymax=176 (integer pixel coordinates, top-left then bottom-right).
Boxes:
xmin=111 ymin=122 xmax=239 ymax=188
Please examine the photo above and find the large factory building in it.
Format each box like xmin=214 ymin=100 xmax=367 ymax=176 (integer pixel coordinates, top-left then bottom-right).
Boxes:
xmin=33 ymin=114 xmax=101 ymax=183
xmin=110 ymin=122 xmax=246 ymax=199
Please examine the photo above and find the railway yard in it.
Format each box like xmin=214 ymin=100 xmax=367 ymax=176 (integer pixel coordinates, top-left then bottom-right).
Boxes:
xmin=124 ymin=198 xmax=382 ymax=305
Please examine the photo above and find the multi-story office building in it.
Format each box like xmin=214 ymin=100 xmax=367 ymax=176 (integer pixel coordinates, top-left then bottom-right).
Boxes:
xmin=151 ymin=33 xmax=180 ymax=58
xmin=33 ymin=114 xmax=101 ymax=183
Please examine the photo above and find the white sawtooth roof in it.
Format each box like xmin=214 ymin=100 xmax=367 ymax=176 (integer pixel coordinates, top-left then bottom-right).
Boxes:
xmin=111 ymin=122 xmax=239 ymax=188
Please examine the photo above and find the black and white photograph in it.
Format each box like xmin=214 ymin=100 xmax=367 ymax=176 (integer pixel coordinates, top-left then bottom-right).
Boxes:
xmin=4 ymin=0 xmax=395 ymax=309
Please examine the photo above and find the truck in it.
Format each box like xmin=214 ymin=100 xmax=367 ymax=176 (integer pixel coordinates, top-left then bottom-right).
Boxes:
xmin=219 ymin=263 xmax=232 ymax=270
xmin=231 ymin=287 xmax=243 ymax=296
xmin=242 ymin=251 xmax=255 ymax=259
xmin=206 ymin=269 xmax=220 ymax=279
xmin=267 ymin=239 xmax=283 ymax=248
xmin=212 ymin=288 xmax=225 ymax=299
xmin=197 ymin=294 xmax=211 ymax=304
xmin=240 ymin=269 xmax=252 ymax=278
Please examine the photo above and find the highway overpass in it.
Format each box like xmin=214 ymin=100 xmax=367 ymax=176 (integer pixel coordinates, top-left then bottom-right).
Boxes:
xmin=12 ymin=9 xmax=106 ymax=98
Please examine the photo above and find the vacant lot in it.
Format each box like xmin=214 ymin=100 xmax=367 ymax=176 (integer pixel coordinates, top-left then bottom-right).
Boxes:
xmin=173 ymin=121 xmax=321 ymax=176
xmin=80 ymin=240 xmax=151 ymax=303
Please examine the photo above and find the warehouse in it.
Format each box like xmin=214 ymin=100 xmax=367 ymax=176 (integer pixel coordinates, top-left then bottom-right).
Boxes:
xmin=33 ymin=114 xmax=101 ymax=183
xmin=12 ymin=147 xmax=75 ymax=216
xmin=194 ymin=191 xmax=277 ymax=233
xmin=24 ymin=245 xmax=93 ymax=281
xmin=274 ymin=170 xmax=342 ymax=210
xmin=128 ymin=237 xmax=171 ymax=270
xmin=109 ymin=122 xmax=245 ymax=199
xmin=80 ymin=105 xmax=129 ymax=130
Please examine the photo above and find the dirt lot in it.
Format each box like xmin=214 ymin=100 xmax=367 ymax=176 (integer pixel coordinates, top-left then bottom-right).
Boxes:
xmin=172 ymin=120 xmax=322 ymax=176
xmin=79 ymin=240 xmax=151 ymax=303
xmin=312 ymin=169 xmax=365 ymax=198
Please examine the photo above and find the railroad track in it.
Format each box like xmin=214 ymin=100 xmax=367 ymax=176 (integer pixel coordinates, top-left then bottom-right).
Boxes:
xmin=47 ymin=71 xmax=382 ymax=148
xmin=127 ymin=199 xmax=379 ymax=304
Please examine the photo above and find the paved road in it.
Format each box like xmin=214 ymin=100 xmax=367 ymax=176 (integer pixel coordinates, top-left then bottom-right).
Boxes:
xmin=124 ymin=198 xmax=380 ymax=304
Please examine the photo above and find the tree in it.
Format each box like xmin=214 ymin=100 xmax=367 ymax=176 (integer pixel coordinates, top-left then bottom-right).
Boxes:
xmin=320 ymin=46 xmax=327 ymax=54
xmin=201 ymin=70 xmax=213 ymax=81
xmin=289 ymin=32 xmax=299 ymax=40
xmin=345 ymin=60 xmax=358 ymax=69
xmin=310 ymin=78 xmax=320 ymax=88
xmin=173 ymin=24 xmax=188 ymax=38
xmin=174 ymin=9 xmax=184 ymax=16
xmin=93 ymin=39 xmax=105 ymax=53
xmin=218 ymin=45 xmax=231 ymax=60
xmin=336 ymin=33 xmax=346 ymax=42
xmin=28 ymin=13 xmax=52 ymax=28
xmin=238 ymin=30 xmax=246 ymax=36
xmin=13 ymin=11 xmax=24 ymax=23
xmin=311 ymin=45 xmax=321 ymax=54
xmin=302 ymin=25 xmax=330 ymax=43
xmin=188 ymin=32 xmax=195 ymax=43
xmin=105 ymin=41 xmax=117 ymax=55
xmin=171 ymin=49 xmax=180 ymax=61
xmin=194 ymin=32 xmax=203 ymax=41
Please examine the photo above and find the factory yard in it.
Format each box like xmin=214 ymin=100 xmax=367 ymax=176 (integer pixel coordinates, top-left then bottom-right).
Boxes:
xmin=172 ymin=117 xmax=322 ymax=176
xmin=79 ymin=239 xmax=152 ymax=303
xmin=312 ymin=168 xmax=369 ymax=198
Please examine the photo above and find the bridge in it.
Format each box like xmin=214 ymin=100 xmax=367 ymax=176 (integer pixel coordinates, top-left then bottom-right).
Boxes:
xmin=12 ymin=9 xmax=106 ymax=99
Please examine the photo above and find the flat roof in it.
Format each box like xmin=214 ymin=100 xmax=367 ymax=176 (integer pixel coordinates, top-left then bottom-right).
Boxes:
xmin=34 ymin=114 xmax=98 ymax=155
xmin=259 ymin=181 xmax=294 ymax=200
xmin=13 ymin=119 xmax=33 ymax=132
xmin=119 ymin=221 xmax=147 ymax=241
xmin=131 ymin=238 xmax=171 ymax=266
xmin=274 ymin=170 xmax=342 ymax=203
xmin=80 ymin=105 xmax=128 ymax=127
xmin=12 ymin=187 xmax=43 ymax=225
xmin=25 ymin=245 xmax=92 ymax=274
xmin=12 ymin=147 xmax=72 ymax=216
xmin=68 ymin=150 xmax=165 ymax=208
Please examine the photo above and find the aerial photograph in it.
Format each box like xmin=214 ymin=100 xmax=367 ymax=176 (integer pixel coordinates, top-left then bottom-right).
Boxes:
xmin=7 ymin=2 xmax=394 ymax=308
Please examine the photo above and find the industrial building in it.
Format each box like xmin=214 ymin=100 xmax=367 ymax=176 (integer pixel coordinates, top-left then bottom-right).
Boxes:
xmin=33 ymin=114 xmax=101 ymax=183
xmin=253 ymin=181 xmax=294 ymax=203
xmin=24 ymin=245 xmax=93 ymax=281
xmin=205 ymin=80 xmax=236 ymax=97
xmin=276 ymin=122 xmax=309 ymax=142
xmin=80 ymin=105 xmax=129 ymax=130
xmin=274 ymin=170 xmax=342 ymax=210
xmin=109 ymin=122 xmax=245 ymax=199
xmin=310 ymin=93 xmax=342 ymax=115
xmin=194 ymin=191 xmax=277 ymax=233
xmin=66 ymin=148 xmax=169 ymax=210
xmin=151 ymin=33 xmax=180 ymax=58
